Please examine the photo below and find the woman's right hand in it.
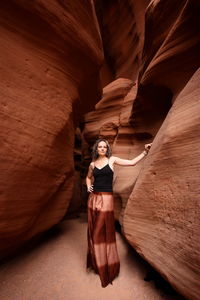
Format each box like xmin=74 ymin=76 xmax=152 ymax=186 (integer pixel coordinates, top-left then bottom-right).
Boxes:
xmin=87 ymin=185 xmax=94 ymax=193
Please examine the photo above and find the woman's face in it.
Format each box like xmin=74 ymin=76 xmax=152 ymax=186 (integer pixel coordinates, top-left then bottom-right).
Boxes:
xmin=97 ymin=141 xmax=107 ymax=156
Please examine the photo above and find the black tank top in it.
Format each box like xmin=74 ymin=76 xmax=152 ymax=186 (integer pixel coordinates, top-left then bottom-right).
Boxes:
xmin=93 ymin=163 xmax=113 ymax=192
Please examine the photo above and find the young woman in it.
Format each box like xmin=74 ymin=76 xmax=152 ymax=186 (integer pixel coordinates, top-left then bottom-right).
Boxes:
xmin=86 ymin=138 xmax=152 ymax=287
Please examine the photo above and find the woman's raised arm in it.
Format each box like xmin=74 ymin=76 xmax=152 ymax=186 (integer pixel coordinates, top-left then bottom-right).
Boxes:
xmin=113 ymin=143 xmax=152 ymax=166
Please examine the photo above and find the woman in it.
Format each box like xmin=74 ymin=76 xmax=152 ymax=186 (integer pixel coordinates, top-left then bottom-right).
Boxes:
xmin=86 ymin=138 xmax=152 ymax=287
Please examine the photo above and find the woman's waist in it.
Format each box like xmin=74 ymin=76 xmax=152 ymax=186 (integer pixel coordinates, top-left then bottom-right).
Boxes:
xmin=93 ymin=185 xmax=113 ymax=192
xmin=92 ymin=191 xmax=113 ymax=195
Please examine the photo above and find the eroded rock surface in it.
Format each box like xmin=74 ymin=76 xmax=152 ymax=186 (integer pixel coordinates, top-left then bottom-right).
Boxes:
xmin=1 ymin=1 xmax=200 ymax=299
xmin=0 ymin=0 xmax=103 ymax=257
xmin=83 ymin=1 xmax=200 ymax=299
xmin=123 ymin=67 xmax=200 ymax=300
xmin=83 ymin=78 xmax=153 ymax=222
xmin=94 ymin=0 xmax=150 ymax=82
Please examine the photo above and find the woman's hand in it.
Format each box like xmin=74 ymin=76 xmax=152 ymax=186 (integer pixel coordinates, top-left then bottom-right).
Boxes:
xmin=87 ymin=185 xmax=94 ymax=193
xmin=144 ymin=143 xmax=152 ymax=155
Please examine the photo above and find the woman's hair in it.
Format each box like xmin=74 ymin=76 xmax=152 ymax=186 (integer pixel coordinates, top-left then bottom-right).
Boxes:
xmin=92 ymin=138 xmax=112 ymax=161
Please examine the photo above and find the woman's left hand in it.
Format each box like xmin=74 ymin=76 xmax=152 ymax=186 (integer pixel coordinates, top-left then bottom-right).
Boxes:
xmin=144 ymin=143 xmax=152 ymax=153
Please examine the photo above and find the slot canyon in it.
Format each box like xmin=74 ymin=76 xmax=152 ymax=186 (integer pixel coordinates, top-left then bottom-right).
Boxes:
xmin=0 ymin=0 xmax=200 ymax=299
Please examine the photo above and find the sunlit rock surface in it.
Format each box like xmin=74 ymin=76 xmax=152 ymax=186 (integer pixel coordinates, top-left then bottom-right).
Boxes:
xmin=123 ymin=67 xmax=200 ymax=300
xmin=0 ymin=0 xmax=103 ymax=257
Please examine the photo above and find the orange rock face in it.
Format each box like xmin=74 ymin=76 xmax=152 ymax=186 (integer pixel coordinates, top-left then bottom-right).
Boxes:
xmin=84 ymin=78 xmax=153 ymax=222
xmin=0 ymin=0 xmax=103 ymax=257
xmin=139 ymin=0 xmax=200 ymax=95
xmin=1 ymin=0 xmax=200 ymax=299
xmin=122 ymin=1 xmax=200 ymax=299
xmin=123 ymin=67 xmax=200 ymax=300
xmin=84 ymin=1 xmax=200 ymax=299
xmin=94 ymin=0 xmax=150 ymax=82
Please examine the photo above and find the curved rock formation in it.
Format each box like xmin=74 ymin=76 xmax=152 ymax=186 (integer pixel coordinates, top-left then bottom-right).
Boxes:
xmin=0 ymin=0 xmax=103 ymax=257
xmin=1 ymin=1 xmax=200 ymax=298
xmin=122 ymin=1 xmax=200 ymax=299
xmin=84 ymin=1 xmax=200 ymax=299
xmin=94 ymin=0 xmax=150 ymax=82
xmin=123 ymin=67 xmax=200 ymax=300
xmin=83 ymin=78 xmax=153 ymax=222
xmin=139 ymin=0 xmax=200 ymax=95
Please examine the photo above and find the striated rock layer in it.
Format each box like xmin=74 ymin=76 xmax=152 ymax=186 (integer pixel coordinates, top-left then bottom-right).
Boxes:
xmin=121 ymin=1 xmax=200 ymax=299
xmin=83 ymin=78 xmax=153 ymax=222
xmin=94 ymin=0 xmax=150 ymax=82
xmin=123 ymin=67 xmax=200 ymax=300
xmin=86 ymin=1 xmax=200 ymax=299
xmin=139 ymin=0 xmax=200 ymax=95
xmin=0 ymin=0 xmax=103 ymax=257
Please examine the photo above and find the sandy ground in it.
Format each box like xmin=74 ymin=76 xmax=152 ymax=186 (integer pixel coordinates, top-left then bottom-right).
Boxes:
xmin=0 ymin=213 xmax=185 ymax=300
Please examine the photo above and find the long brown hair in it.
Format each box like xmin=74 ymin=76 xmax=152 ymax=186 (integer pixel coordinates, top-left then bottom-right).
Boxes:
xmin=92 ymin=139 xmax=112 ymax=161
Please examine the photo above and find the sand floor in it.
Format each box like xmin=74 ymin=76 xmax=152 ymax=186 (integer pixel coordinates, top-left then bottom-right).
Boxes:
xmin=0 ymin=213 xmax=185 ymax=300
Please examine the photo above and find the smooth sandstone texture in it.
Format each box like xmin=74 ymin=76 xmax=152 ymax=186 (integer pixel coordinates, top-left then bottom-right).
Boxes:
xmin=84 ymin=1 xmax=200 ymax=299
xmin=83 ymin=78 xmax=153 ymax=222
xmin=0 ymin=0 xmax=103 ymax=257
xmin=123 ymin=68 xmax=200 ymax=300
xmin=121 ymin=2 xmax=200 ymax=299
xmin=94 ymin=0 xmax=150 ymax=81
xmin=139 ymin=0 xmax=200 ymax=95
xmin=130 ymin=0 xmax=200 ymax=142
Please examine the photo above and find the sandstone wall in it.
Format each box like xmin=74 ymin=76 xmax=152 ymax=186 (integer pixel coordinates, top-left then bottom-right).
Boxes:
xmin=83 ymin=1 xmax=200 ymax=299
xmin=0 ymin=0 xmax=103 ymax=257
xmin=122 ymin=1 xmax=200 ymax=299
xmin=83 ymin=78 xmax=154 ymax=222
xmin=123 ymin=67 xmax=200 ymax=300
xmin=94 ymin=0 xmax=150 ymax=82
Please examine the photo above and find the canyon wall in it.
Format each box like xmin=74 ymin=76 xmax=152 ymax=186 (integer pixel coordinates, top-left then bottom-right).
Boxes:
xmin=1 ymin=0 xmax=200 ymax=299
xmin=83 ymin=78 xmax=153 ymax=222
xmin=123 ymin=3 xmax=200 ymax=299
xmin=0 ymin=0 xmax=103 ymax=257
xmin=94 ymin=0 xmax=150 ymax=83
xmin=83 ymin=1 xmax=200 ymax=299
xmin=123 ymin=67 xmax=200 ymax=300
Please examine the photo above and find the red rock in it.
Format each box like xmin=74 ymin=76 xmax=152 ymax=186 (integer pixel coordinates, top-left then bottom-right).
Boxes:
xmin=0 ymin=0 xmax=103 ymax=257
xmin=139 ymin=0 xmax=200 ymax=95
xmin=94 ymin=0 xmax=150 ymax=82
xmin=123 ymin=67 xmax=200 ymax=300
xmin=83 ymin=78 xmax=152 ymax=222
xmin=84 ymin=2 xmax=200 ymax=299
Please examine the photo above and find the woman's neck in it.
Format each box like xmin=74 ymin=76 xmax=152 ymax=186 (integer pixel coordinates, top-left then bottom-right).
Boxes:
xmin=97 ymin=155 xmax=107 ymax=161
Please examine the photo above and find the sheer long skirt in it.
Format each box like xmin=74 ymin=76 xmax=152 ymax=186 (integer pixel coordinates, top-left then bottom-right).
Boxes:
xmin=87 ymin=192 xmax=120 ymax=287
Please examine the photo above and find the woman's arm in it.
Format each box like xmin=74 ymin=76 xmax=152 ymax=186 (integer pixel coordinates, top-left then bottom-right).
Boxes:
xmin=86 ymin=163 xmax=94 ymax=193
xmin=113 ymin=143 xmax=152 ymax=166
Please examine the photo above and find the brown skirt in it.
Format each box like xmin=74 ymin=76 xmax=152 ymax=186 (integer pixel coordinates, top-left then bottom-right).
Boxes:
xmin=87 ymin=192 xmax=120 ymax=287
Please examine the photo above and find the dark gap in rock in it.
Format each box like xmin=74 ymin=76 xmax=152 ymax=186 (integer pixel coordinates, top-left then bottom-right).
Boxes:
xmin=130 ymin=83 xmax=173 ymax=128
xmin=115 ymin=220 xmax=122 ymax=234
xmin=117 ymin=233 xmax=186 ymax=299
xmin=134 ymin=132 xmax=153 ymax=140
xmin=144 ymin=268 xmax=186 ymax=297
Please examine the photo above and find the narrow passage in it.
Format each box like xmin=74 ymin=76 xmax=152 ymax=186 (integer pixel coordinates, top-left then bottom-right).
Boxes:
xmin=0 ymin=213 xmax=185 ymax=300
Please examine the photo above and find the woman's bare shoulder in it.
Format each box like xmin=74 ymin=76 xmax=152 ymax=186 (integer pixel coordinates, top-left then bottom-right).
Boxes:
xmin=109 ymin=156 xmax=117 ymax=163
xmin=89 ymin=161 xmax=95 ymax=169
